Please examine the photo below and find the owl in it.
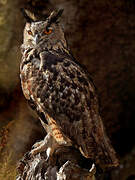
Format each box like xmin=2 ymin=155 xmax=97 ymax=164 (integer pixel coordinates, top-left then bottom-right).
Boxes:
xmin=20 ymin=9 xmax=119 ymax=170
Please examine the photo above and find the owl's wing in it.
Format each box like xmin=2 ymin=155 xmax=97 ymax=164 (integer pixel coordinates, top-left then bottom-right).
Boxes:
xmin=31 ymin=50 xmax=118 ymax=168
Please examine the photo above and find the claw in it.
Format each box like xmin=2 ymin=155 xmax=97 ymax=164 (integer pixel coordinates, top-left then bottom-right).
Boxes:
xmin=45 ymin=156 xmax=49 ymax=163
xmin=29 ymin=146 xmax=42 ymax=157
xmin=32 ymin=140 xmax=44 ymax=149
xmin=46 ymin=147 xmax=52 ymax=159
xmin=28 ymin=151 xmax=33 ymax=158
xmin=89 ymin=163 xmax=96 ymax=177
xmin=45 ymin=147 xmax=54 ymax=165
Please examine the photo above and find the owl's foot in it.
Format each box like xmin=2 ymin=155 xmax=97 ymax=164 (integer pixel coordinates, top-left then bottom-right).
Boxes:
xmin=29 ymin=133 xmax=58 ymax=160
xmin=30 ymin=140 xmax=46 ymax=157
xmin=31 ymin=144 xmax=52 ymax=161
xmin=29 ymin=133 xmax=51 ymax=157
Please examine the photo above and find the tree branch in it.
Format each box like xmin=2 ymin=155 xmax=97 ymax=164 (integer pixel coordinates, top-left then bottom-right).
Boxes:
xmin=16 ymin=146 xmax=96 ymax=180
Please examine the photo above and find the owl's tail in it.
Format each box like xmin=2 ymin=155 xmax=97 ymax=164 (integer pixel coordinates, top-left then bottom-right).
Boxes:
xmin=95 ymin=132 xmax=119 ymax=170
xmin=93 ymin=115 xmax=119 ymax=170
xmin=79 ymin=115 xmax=119 ymax=170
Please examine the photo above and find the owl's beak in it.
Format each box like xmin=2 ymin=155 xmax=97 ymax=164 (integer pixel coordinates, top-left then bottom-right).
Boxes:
xmin=33 ymin=34 xmax=40 ymax=44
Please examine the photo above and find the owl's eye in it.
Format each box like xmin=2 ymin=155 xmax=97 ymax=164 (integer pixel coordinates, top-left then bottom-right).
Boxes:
xmin=44 ymin=28 xmax=52 ymax=35
xmin=27 ymin=30 xmax=33 ymax=35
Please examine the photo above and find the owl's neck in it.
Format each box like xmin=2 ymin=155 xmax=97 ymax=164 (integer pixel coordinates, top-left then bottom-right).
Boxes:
xmin=21 ymin=38 xmax=68 ymax=56
xmin=38 ymin=38 xmax=68 ymax=53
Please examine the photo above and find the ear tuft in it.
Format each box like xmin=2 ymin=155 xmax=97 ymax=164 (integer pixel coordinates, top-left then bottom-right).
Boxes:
xmin=21 ymin=8 xmax=36 ymax=22
xmin=46 ymin=9 xmax=64 ymax=27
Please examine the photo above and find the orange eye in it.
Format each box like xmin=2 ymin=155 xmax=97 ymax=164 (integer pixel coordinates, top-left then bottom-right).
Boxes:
xmin=27 ymin=30 xmax=32 ymax=35
xmin=44 ymin=28 xmax=52 ymax=35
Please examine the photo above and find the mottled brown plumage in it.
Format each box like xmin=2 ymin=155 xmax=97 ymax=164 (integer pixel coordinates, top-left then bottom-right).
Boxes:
xmin=20 ymin=9 xmax=118 ymax=170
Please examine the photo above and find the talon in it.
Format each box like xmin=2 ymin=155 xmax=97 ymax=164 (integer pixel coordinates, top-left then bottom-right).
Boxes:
xmin=32 ymin=140 xmax=43 ymax=149
xmin=46 ymin=147 xmax=52 ymax=159
xmin=45 ymin=156 xmax=49 ymax=163
xmin=29 ymin=148 xmax=40 ymax=157
xmin=28 ymin=151 xmax=33 ymax=158
xmin=89 ymin=163 xmax=96 ymax=177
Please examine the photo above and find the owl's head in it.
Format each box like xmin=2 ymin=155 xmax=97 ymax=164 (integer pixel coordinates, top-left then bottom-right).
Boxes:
xmin=22 ymin=9 xmax=67 ymax=51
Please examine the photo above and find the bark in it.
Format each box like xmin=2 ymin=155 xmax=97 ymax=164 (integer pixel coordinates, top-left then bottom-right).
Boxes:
xmin=16 ymin=146 xmax=96 ymax=180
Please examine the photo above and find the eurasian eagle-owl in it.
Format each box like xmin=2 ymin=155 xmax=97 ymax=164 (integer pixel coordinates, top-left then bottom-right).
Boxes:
xmin=20 ymin=9 xmax=118 ymax=169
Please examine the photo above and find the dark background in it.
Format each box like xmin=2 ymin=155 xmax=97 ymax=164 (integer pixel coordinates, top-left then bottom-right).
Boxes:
xmin=0 ymin=0 xmax=135 ymax=179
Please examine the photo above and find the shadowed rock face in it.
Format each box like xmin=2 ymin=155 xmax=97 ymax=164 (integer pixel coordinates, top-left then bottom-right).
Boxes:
xmin=0 ymin=0 xmax=135 ymax=179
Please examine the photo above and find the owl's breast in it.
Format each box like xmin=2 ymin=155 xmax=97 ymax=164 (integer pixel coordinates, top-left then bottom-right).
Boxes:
xmin=20 ymin=52 xmax=41 ymax=100
xmin=20 ymin=50 xmax=95 ymax=125
xmin=20 ymin=54 xmax=51 ymax=103
xmin=20 ymin=62 xmax=33 ymax=100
